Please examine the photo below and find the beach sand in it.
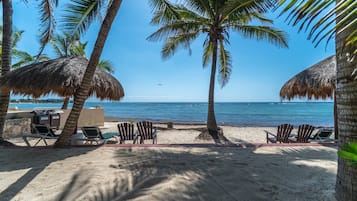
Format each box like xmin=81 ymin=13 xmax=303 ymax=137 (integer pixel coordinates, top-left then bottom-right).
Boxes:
xmin=1 ymin=122 xmax=337 ymax=201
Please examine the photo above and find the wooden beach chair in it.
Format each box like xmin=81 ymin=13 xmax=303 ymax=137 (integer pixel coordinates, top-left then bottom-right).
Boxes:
xmin=117 ymin=123 xmax=138 ymax=144
xmin=265 ymin=124 xmax=293 ymax=143
xmin=80 ymin=126 xmax=118 ymax=145
xmin=22 ymin=124 xmax=59 ymax=146
xmin=136 ymin=121 xmax=157 ymax=144
xmin=292 ymin=124 xmax=315 ymax=143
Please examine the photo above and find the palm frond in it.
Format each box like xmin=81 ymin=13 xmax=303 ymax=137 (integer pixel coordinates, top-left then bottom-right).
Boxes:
xmin=278 ymin=0 xmax=356 ymax=53
xmin=50 ymin=34 xmax=69 ymax=57
xmin=232 ymin=25 xmax=288 ymax=48
xmin=203 ymin=36 xmax=213 ymax=67
xmin=186 ymin=0 xmax=215 ymax=18
xmin=11 ymin=49 xmax=31 ymax=61
xmin=62 ymin=0 xmax=107 ymax=36
xmin=149 ymin=0 xmax=181 ymax=24
xmin=70 ymin=40 xmax=87 ymax=56
xmin=147 ymin=21 xmax=203 ymax=41
xmin=162 ymin=31 xmax=200 ymax=58
xmin=12 ymin=53 xmax=49 ymax=69
xmin=222 ymin=0 xmax=277 ymax=22
xmin=218 ymin=40 xmax=232 ymax=87
xmin=98 ymin=59 xmax=114 ymax=73
xmin=12 ymin=30 xmax=24 ymax=48
xmin=37 ymin=0 xmax=58 ymax=56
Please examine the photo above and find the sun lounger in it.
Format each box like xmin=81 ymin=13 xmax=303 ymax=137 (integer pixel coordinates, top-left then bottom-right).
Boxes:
xmin=136 ymin=121 xmax=157 ymax=144
xmin=22 ymin=124 xmax=59 ymax=146
xmin=80 ymin=126 xmax=118 ymax=145
xmin=265 ymin=124 xmax=293 ymax=143
xmin=117 ymin=123 xmax=138 ymax=144
xmin=310 ymin=127 xmax=333 ymax=141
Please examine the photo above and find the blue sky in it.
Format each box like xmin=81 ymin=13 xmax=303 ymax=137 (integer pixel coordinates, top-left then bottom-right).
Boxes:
xmin=8 ymin=1 xmax=335 ymax=102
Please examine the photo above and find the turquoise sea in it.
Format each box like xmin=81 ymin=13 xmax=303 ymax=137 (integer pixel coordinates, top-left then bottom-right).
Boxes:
xmin=9 ymin=102 xmax=334 ymax=127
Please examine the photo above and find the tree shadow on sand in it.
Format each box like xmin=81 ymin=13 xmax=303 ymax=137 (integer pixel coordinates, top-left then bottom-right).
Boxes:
xmin=55 ymin=146 xmax=337 ymax=201
xmin=0 ymin=146 xmax=99 ymax=200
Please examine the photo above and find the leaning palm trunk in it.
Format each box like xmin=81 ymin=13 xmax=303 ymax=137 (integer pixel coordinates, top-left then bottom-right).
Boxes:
xmin=0 ymin=0 xmax=12 ymax=143
xmin=61 ymin=96 xmax=70 ymax=109
xmin=335 ymin=0 xmax=357 ymax=199
xmin=207 ymin=38 xmax=218 ymax=136
xmin=54 ymin=0 xmax=123 ymax=147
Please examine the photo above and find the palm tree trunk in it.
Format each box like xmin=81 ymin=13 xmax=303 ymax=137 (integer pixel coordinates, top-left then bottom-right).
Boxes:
xmin=207 ymin=38 xmax=218 ymax=135
xmin=334 ymin=94 xmax=338 ymax=140
xmin=54 ymin=0 xmax=123 ymax=147
xmin=0 ymin=0 xmax=12 ymax=143
xmin=61 ymin=96 xmax=70 ymax=109
xmin=335 ymin=0 xmax=357 ymax=199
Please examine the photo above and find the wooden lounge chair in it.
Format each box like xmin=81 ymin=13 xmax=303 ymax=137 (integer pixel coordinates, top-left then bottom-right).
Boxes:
xmin=80 ymin=126 xmax=118 ymax=145
xmin=117 ymin=123 xmax=137 ymax=144
xmin=136 ymin=121 xmax=157 ymax=144
xmin=310 ymin=127 xmax=333 ymax=141
xmin=292 ymin=124 xmax=315 ymax=143
xmin=22 ymin=124 xmax=59 ymax=146
xmin=265 ymin=124 xmax=293 ymax=143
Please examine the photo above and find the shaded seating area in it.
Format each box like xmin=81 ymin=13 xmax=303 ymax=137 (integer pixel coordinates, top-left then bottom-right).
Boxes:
xmin=137 ymin=121 xmax=157 ymax=144
xmin=266 ymin=124 xmax=293 ymax=143
xmin=80 ymin=126 xmax=118 ymax=145
xmin=117 ymin=123 xmax=138 ymax=144
xmin=22 ymin=124 xmax=59 ymax=147
xmin=266 ymin=124 xmax=334 ymax=144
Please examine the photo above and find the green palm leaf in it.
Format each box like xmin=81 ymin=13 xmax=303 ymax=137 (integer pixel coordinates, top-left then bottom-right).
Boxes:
xmin=218 ymin=40 xmax=232 ymax=87
xmin=232 ymin=25 xmax=288 ymax=48
xmin=98 ymin=59 xmax=114 ymax=73
xmin=38 ymin=0 xmax=58 ymax=55
xmin=62 ymin=0 xmax=108 ymax=36
xmin=278 ymin=0 xmax=356 ymax=53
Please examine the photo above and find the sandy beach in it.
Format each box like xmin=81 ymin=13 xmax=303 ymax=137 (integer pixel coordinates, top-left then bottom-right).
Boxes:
xmin=0 ymin=122 xmax=337 ymax=201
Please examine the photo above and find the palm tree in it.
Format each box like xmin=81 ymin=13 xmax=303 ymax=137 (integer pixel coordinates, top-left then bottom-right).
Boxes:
xmin=148 ymin=0 xmax=288 ymax=137
xmin=0 ymin=0 xmax=13 ymax=145
xmin=0 ymin=26 xmax=49 ymax=144
xmin=0 ymin=0 xmax=57 ymax=144
xmin=50 ymin=32 xmax=115 ymax=109
xmin=278 ymin=1 xmax=356 ymax=200
xmin=54 ymin=0 xmax=123 ymax=147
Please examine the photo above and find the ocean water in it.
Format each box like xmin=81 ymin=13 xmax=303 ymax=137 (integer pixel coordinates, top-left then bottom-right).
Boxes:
xmin=9 ymin=102 xmax=334 ymax=127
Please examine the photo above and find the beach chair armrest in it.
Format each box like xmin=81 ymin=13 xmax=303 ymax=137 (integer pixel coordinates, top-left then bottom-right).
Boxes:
xmin=265 ymin=130 xmax=277 ymax=143
xmin=152 ymin=128 xmax=157 ymax=137
xmin=133 ymin=131 xmax=139 ymax=144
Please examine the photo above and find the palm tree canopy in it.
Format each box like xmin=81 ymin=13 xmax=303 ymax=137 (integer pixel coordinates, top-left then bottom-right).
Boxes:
xmin=277 ymin=0 xmax=356 ymax=55
xmin=0 ymin=56 xmax=124 ymax=100
xmin=148 ymin=0 xmax=288 ymax=87
xmin=280 ymin=55 xmax=336 ymax=100
xmin=50 ymin=32 xmax=115 ymax=73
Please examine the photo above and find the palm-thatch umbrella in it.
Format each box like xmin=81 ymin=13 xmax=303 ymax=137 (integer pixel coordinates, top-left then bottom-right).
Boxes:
xmin=0 ymin=56 xmax=124 ymax=107
xmin=280 ymin=55 xmax=337 ymax=138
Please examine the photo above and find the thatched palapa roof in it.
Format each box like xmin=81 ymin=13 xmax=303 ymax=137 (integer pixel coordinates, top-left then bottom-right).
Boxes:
xmin=0 ymin=56 xmax=124 ymax=100
xmin=280 ymin=55 xmax=336 ymax=100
